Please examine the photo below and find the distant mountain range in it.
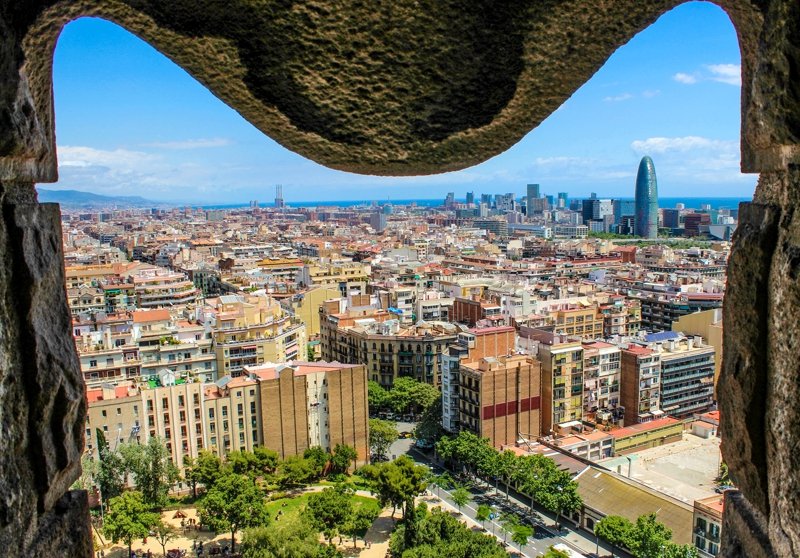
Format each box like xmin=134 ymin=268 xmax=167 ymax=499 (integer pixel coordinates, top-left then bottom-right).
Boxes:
xmin=37 ymin=188 xmax=164 ymax=207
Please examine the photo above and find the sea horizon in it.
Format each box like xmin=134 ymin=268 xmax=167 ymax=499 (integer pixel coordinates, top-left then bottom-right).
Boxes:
xmin=199 ymin=196 xmax=750 ymax=211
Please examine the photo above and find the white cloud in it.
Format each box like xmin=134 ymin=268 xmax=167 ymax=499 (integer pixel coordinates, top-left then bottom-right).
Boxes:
xmin=631 ymin=136 xmax=736 ymax=154
xmin=57 ymin=145 xmax=157 ymax=169
xmin=145 ymin=137 xmax=232 ymax=149
xmin=673 ymin=72 xmax=698 ymax=84
xmin=641 ymin=89 xmax=661 ymax=98
xmin=673 ymin=64 xmax=740 ymax=86
xmin=603 ymin=93 xmax=634 ymax=102
xmin=706 ymin=63 xmax=741 ymax=86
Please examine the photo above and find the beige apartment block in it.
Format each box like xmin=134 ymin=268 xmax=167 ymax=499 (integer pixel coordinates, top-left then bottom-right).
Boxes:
xmin=281 ymin=285 xmax=341 ymax=337
xmin=458 ymin=355 xmax=542 ymax=447
xmin=204 ymin=294 xmax=307 ymax=377
xmin=536 ymin=332 xmax=584 ymax=435
xmin=672 ymin=308 xmax=723 ymax=392
xmin=249 ymin=362 xmax=369 ymax=464
xmin=320 ymin=306 xmax=457 ymax=387
xmin=301 ymin=258 xmax=371 ymax=291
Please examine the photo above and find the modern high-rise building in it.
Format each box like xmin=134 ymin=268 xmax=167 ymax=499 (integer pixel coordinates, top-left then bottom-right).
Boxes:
xmin=557 ymin=192 xmax=568 ymax=208
xmin=275 ymin=184 xmax=285 ymax=209
xmin=635 ymin=156 xmax=659 ymax=238
xmin=465 ymin=191 xmax=475 ymax=205
xmin=527 ymin=183 xmax=540 ymax=202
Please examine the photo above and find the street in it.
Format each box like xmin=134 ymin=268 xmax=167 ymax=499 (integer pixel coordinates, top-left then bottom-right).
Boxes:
xmin=388 ymin=424 xmax=617 ymax=557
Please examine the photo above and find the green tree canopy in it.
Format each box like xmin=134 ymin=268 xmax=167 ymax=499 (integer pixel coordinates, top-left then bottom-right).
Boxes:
xmin=119 ymin=436 xmax=180 ymax=508
xmin=344 ymin=501 xmax=380 ymax=547
xmin=191 ymin=450 xmax=224 ymax=490
xmin=451 ymin=486 xmax=470 ymax=512
xmin=304 ymin=446 xmax=330 ymax=476
xmin=475 ymin=504 xmax=492 ymax=527
xmin=595 ymin=514 xmax=634 ymax=555
xmin=368 ymin=418 xmax=398 ymax=460
xmin=103 ymin=491 xmax=160 ymax=557
xmin=368 ymin=380 xmax=390 ymax=411
xmin=95 ymin=429 xmax=125 ymax=504
xmin=242 ymin=516 xmax=343 ymax=558
xmin=390 ymin=506 xmax=506 ymax=558
xmin=662 ymin=543 xmax=701 ymax=558
xmin=543 ymin=547 xmax=570 ymax=558
xmin=331 ymin=443 xmax=358 ymax=475
xmin=512 ymin=524 xmax=533 ymax=551
xmin=227 ymin=450 xmax=262 ymax=477
xmin=387 ymin=377 xmax=440 ymax=415
xmin=305 ymin=485 xmax=354 ymax=542
xmin=278 ymin=456 xmax=319 ymax=488
xmin=627 ymin=513 xmax=673 ymax=558
xmin=198 ymin=470 xmax=271 ymax=552
xmin=253 ymin=446 xmax=280 ymax=475
xmin=369 ymin=456 xmax=428 ymax=518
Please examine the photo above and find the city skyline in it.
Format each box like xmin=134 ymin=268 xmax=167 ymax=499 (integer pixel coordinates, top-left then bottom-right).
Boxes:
xmin=51 ymin=3 xmax=755 ymax=203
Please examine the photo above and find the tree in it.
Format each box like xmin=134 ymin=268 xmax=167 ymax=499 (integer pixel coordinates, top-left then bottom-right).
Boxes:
xmin=536 ymin=469 xmax=582 ymax=529
xmin=500 ymin=513 xmax=519 ymax=543
xmin=95 ymin=429 xmax=125 ymax=505
xmin=192 ymin=450 xmax=224 ymax=490
xmin=369 ymin=456 xmax=427 ymax=518
xmin=305 ymin=485 xmax=354 ymax=542
xmin=242 ymin=516 xmax=343 ymax=558
xmin=198 ymin=471 xmax=270 ymax=553
xmin=278 ymin=456 xmax=318 ymax=488
xmin=344 ymin=501 xmax=380 ymax=547
xmin=512 ymin=524 xmax=533 ymax=552
xmin=387 ymin=377 xmax=440 ymax=415
xmin=368 ymin=418 xmax=398 ymax=460
xmin=119 ymin=437 xmax=180 ymax=508
xmin=227 ymin=450 xmax=261 ymax=478
xmin=413 ymin=397 xmax=444 ymax=444
xmin=368 ymin=380 xmax=390 ymax=411
xmin=595 ymin=515 xmax=634 ymax=557
xmin=103 ymin=491 xmax=159 ymax=558
xmin=152 ymin=520 xmax=178 ymax=558
xmin=662 ymin=543 xmax=701 ymax=558
xmin=476 ymin=504 xmax=492 ymax=529
xmin=253 ymin=446 xmax=280 ymax=476
xmin=543 ymin=547 xmax=570 ymax=558
xmin=451 ymin=486 xmax=470 ymax=512
xmin=304 ymin=446 xmax=330 ymax=476
xmin=716 ymin=461 xmax=731 ymax=486
xmin=71 ymin=455 xmax=99 ymax=491
xmin=627 ymin=513 xmax=673 ymax=558
xmin=331 ymin=443 xmax=358 ymax=475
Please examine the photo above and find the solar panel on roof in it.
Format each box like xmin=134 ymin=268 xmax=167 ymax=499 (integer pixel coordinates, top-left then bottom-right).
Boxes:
xmin=644 ymin=331 xmax=681 ymax=343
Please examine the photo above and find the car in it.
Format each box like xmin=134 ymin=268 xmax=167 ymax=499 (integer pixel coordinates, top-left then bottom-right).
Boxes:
xmin=399 ymin=431 xmax=412 ymax=439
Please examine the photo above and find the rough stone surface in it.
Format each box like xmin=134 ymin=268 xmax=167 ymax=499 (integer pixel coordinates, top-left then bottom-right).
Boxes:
xmin=0 ymin=1 xmax=798 ymax=556
xmin=0 ymin=0 xmax=782 ymax=180
xmin=721 ymin=491 xmax=777 ymax=558
xmin=0 ymin=200 xmax=87 ymax=556
xmin=719 ymin=201 xmax=776 ymax=516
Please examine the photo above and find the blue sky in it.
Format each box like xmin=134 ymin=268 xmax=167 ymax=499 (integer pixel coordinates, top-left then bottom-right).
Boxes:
xmin=50 ymin=1 xmax=756 ymax=203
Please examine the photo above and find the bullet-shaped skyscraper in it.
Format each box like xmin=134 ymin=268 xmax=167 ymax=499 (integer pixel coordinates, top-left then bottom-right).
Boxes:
xmin=635 ymin=156 xmax=659 ymax=238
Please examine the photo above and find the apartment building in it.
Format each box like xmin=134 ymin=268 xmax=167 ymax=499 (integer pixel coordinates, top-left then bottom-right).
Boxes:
xmin=130 ymin=267 xmax=201 ymax=308
xmin=533 ymin=330 xmax=585 ymax=434
xmin=581 ymin=340 xmax=621 ymax=422
xmin=693 ymin=495 xmax=723 ymax=557
xmin=301 ymin=258 xmax=371 ymax=294
xmin=320 ymin=306 xmax=458 ymax=387
xmin=619 ymin=344 xmax=662 ymax=426
xmin=203 ymin=294 xmax=307 ymax=377
xmin=458 ymin=355 xmax=542 ymax=447
xmin=250 ymin=362 xmax=369 ymax=464
xmin=452 ymin=296 xmax=503 ymax=327
xmin=646 ymin=332 xmax=715 ymax=418
xmin=550 ymin=304 xmax=604 ymax=339
xmin=599 ymin=297 xmax=642 ymax=337
xmin=85 ymin=361 xmax=368 ymax=469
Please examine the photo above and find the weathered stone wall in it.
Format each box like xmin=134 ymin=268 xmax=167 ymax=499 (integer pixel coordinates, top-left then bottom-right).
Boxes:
xmin=0 ymin=0 xmax=797 ymax=556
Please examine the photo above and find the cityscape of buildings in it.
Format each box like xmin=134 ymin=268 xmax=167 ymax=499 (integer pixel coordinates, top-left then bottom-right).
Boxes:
xmin=65 ymin=156 xmax=732 ymax=557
